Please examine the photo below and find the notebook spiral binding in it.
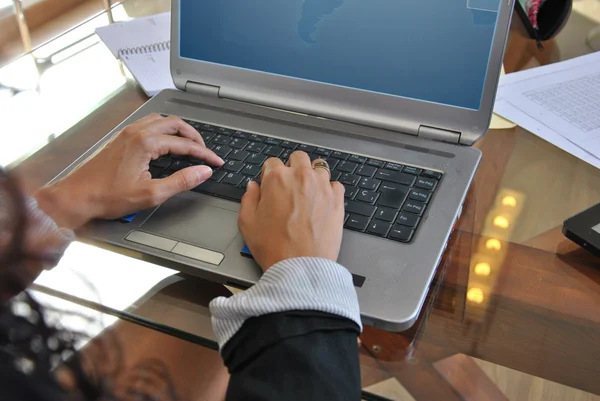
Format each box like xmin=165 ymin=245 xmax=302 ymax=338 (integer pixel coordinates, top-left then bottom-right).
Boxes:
xmin=118 ymin=41 xmax=170 ymax=57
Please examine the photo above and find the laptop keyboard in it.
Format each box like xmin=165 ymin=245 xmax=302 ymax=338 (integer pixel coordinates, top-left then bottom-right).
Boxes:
xmin=149 ymin=118 xmax=443 ymax=243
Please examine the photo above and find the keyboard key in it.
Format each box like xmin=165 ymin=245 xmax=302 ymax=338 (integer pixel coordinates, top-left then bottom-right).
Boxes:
xmin=315 ymin=148 xmax=332 ymax=157
xmin=213 ymin=146 xmax=232 ymax=158
xmin=409 ymin=189 xmax=431 ymax=203
xmin=298 ymin=144 xmax=316 ymax=153
xmin=367 ymin=159 xmax=385 ymax=168
xmin=200 ymin=132 xmax=215 ymax=142
xmin=210 ymin=170 xmax=227 ymax=182
xmin=396 ymin=212 xmax=420 ymax=227
xmin=189 ymin=157 xmax=204 ymax=166
xmin=249 ymin=134 xmax=265 ymax=142
xmin=345 ymin=214 xmax=370 ymax=231
xmin=348 ymin=155 xmax=367 ymax=164
xmin=358 ymin=177 xmax=381 ymax=191
xmin=264 ymin=137 xmax=282 ymax=146
xmin=149 ymin=166 xmax=164 ymax=179
xmin=415 ymin=177 xmax=437 ymax=191
xmin=356 ymin=190 xmax=379 ymax=204
xmin=246 ymin=143 xmax=267 ymax=153
xmin=229 ymin=149 xmax=250 ymax=161
xmin=356 ymin=165 xmax=377 ymax=177
xmin=222 ymin=173 xmax=245 ymax=186
xmin=212 ymin=135 xmax=231 ymax=145
xmin=385 ymin=163 xmax=403 ymax=172
xmin=321 ymin=157 xmax=339 ymax=170
xmin=340 ymin=173 xmax=360 ymax=186
xmin=422 ymin=170 xmax=442 ymax=180
xmin=233 ymin=131 xmax=249 ymax=139
xmin=150 ymin=157 xmax=171 ymax=169
xmin=240 ymin=177 xmax=252 ymax=188
xmin=374 ymin=207 xmax=397 ymax=222
xmin=193 ymin=181 xmax=245 ymax=201
xmin=264 ymin=146 xmax=284 ymax=157
xmin=337 ymin=161 xmax=358 ymax=173
xmin=375 ymin=170 xmax=416 ymax=186
xmin=309 ymin=153 xmax=321 ymax=161
xmin=168 ymin=160 xmax=192 ymax=171
xmin=242 ymin=164 xmax=261 ymax=176
xmin=377 ymin=182 xmax=409 ymax=209
xmin=403 ymin=166 xmax=423 ymax=175
xmin=402 ymin=200 xmax=426 ymax=216
xmin=218 ymin=127 xmax=234 ymax=136
xmin=367 ymin=221 xmax=392 ymax=237
xmin=247 ymin=153 xmax=268 ymax=165
xmin=344 ymin=185 xmax=359 ymax=199
xmin=201 ymin=124 xmax=216 ymax=132
xmin=331 ymin=171 xmax=342 ymax=182
xmin=388 ymin=225 xmax=414 ymax=242
xmin=229 ymin=138 xmax=249 ymax=149
xmin=344 ymin=200 xmax=376 ymax=217
xmin=281 ymin=141 xmax=298 ymax=149
xmin=223 ymin=160 xmax=245 ymax=173
xmin=331 ymin=151 xmax=349 ymax=160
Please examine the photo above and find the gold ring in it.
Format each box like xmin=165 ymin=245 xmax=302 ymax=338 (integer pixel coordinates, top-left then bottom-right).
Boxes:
xmin=312 ymin=160 xmax=331 ymax=178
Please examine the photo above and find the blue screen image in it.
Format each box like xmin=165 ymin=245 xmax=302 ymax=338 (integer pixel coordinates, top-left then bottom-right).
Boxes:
xmin=180 ymin=0 xmax=500 ymax=110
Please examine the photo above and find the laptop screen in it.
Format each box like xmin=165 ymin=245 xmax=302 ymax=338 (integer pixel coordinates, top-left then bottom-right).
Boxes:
xmin=179 ymin=0 xmax=501 ymax=110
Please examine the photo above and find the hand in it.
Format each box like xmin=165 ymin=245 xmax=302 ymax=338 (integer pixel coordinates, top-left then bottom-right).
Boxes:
xmin=35 ymin=114 xmax=224 ymax=230
xmin=238 ymin=152 xmax=345 ymax=271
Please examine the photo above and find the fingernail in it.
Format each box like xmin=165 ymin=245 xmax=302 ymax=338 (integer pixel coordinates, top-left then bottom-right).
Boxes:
xmin=196 ymin=165 xmax=213 ymax=181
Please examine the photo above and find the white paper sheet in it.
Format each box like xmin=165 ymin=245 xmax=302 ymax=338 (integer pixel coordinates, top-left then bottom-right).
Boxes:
xmin=494 ymin=52 xmax=600 ymax=169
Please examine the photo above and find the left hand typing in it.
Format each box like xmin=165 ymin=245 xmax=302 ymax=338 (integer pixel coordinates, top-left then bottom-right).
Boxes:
xmin=35 ymin=114 xmax=224 ymax=230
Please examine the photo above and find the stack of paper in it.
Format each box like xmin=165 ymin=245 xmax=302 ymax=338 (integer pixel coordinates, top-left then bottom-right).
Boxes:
xmin=494 ymin=52 xmax=600 ymax=170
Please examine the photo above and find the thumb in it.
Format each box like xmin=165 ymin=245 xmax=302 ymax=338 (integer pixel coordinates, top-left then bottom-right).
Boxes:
xmin=239 ymin=180 xmax=260 ymax=226
xmin=149 ymin=165 xmax=213 ymax=203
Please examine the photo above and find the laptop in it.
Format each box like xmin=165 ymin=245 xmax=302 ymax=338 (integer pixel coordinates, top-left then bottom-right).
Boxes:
xmin=53 ymin=0 xmax=513 ymax=331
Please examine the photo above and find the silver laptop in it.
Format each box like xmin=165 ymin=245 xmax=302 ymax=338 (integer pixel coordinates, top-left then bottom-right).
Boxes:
xmin=54 ymin=0 xmax=513 ymax=331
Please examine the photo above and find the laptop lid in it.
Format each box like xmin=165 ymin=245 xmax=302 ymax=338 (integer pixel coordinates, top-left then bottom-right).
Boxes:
xmin=170 ymin=0 xmax=514 ymax=145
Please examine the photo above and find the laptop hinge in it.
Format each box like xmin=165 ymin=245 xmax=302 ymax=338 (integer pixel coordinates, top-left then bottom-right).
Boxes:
xmin=185 ymin=81 xmax=220 ymax=97
xmin=418 ymin=125 xmax=461 ymax=145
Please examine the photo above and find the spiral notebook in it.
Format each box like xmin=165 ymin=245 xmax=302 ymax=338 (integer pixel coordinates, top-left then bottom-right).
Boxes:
xmin=96 ymin=13 xmax=176 ymax=97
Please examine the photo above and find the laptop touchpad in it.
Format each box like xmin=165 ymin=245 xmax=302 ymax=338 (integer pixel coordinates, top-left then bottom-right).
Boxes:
xmin=140 ymin=197 xmax=239 ymax=252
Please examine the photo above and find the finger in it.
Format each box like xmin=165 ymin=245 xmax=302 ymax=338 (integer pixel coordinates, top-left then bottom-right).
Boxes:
xmin=311 ymin=158 xmax=331 ymax=182
xmin=239 ymin=180 xmax=261 ymax=231
xmin=142 ymin=116 xmax=205 ymax=146
xmin=149 ymin=135 xmax=224 ymax=166
xmin=330 ymin=181 xmax=346 ymax=208
xmin=288 ymin=151 xmax=311 ymax=169
xmin=143 ymin=165 xmax=213 ymax=206
xmin=260 ymin=157 xmax=285 ymax=181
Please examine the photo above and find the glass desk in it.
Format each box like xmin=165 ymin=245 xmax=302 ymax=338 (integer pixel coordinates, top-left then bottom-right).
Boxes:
xmin=6 ymin=1 xmax=600 ymax=399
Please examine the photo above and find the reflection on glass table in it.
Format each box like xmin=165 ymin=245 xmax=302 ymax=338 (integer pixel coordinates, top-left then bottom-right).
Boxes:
xmin=0 ymin=0 xmax=170 ymax=168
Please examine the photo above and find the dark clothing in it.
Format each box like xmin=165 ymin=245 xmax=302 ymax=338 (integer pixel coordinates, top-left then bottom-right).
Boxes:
xmin=0 ymin=311 xmax=361 ymax=401
xmin=223 ymin=311 xmax=361 ymax=401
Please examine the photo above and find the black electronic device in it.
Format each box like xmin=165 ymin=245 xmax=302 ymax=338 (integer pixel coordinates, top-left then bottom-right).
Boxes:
xmin=563 ymin=203 xmax=600 ymax=257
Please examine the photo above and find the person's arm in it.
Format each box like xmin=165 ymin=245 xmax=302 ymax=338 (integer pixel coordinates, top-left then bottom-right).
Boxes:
xmin=211 ymin=153 xmax=362 ymax=400
xmin=211 ymin=258 xmax=362 ymax=401
xmin=1 ymin=114 xmax=223 ymax=300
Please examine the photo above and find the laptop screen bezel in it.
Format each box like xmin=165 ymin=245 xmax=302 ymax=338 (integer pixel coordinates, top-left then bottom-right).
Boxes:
xmin=170 ymin=0 xmax=514 ymax=145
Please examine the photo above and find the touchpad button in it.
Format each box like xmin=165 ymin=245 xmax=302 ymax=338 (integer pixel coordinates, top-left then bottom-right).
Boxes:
xmin=141 ymin=197 xmax=239 ymax=252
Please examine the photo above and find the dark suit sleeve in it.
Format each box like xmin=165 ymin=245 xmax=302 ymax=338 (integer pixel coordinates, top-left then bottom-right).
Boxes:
xmin=221 ymin=310 xmax=361 ymax=401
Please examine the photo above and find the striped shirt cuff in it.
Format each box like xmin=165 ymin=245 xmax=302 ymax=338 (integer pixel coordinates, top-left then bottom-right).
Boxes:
xmin=209 ymin=257 xmax=362 ymax=349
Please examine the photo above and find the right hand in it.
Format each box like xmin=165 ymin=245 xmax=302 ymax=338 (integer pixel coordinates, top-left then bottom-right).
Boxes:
xmin=238 ymin=151 xmax=345 ymax=271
